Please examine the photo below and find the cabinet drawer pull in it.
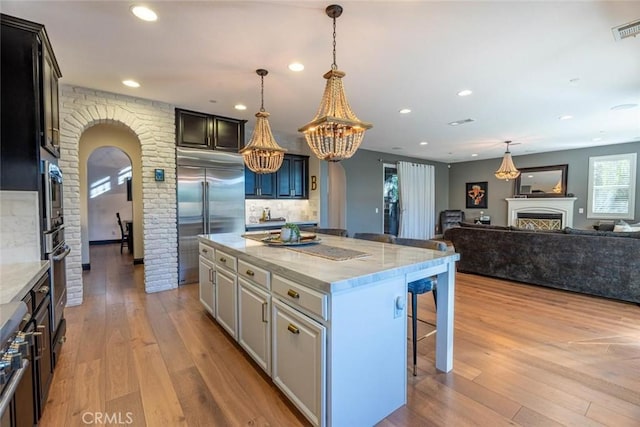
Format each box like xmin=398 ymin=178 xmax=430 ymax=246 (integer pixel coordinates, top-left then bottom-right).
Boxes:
xmin=245 ymin=269 xmax=255 ymax=277
xmin=287 ymin=324 xmax=300 ymax=334
xmin=219 ymin=257 xmax=227 ymax=263
xmin=38 ymin=285 xmax=50 ymax=294
xmin=262 ymin=302 xmax=268 ymax=323
xmin=287 ymin=289 xmax=300 ymax=299
xmin=202 ymin=248 xmax=208 ymax=253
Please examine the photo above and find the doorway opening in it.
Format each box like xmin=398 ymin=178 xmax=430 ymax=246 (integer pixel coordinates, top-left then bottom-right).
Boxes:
xmin=383 ymin=164 xmax=398 ymax=235
xmin=87 ymin=147 xmax=133 ymax=250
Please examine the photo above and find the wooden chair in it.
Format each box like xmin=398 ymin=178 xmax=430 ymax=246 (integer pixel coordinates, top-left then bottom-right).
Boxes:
xmin=394 ymin=237 xmax=447 ymax=376
xmin=299 ymin=226 xmax=348 ymax=237
xmin=116 ymin=212 xmax=129 ymax=254
xmin=352 ymin=233 xmax=396 ymax=243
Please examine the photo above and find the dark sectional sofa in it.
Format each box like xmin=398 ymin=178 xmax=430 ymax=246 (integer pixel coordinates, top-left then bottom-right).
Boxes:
xmin=443 ymin=223 xmax=640 ymax=304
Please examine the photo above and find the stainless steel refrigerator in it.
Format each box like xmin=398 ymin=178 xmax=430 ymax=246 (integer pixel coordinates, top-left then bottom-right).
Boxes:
xmin=177 ymin=147 xmax=245 ymax=284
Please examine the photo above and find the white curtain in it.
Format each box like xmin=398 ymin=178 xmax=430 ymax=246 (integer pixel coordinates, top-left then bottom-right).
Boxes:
xmin=397 ymin=161 xmax=435 ymax=239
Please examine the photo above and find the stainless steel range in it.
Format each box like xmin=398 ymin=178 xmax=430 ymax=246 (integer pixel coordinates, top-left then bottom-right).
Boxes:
xmin=0 ymin=302 xmax=34 ymax=426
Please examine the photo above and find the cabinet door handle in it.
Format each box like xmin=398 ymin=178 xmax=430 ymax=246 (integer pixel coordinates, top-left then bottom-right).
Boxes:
xmin=262 ymin=302 xmax=268 ymax=323
xmin=36 ymin=325 xmax=47 ymax=352
xmin=287 ymin=324 xmax=300 ymax=334
xmin=287 ymin=289 xmax=300 ymax=299
xmin=38 ymin=285 xmax=50 ymax=294
xmin=245 ymin=269 xmax=255 ymax=277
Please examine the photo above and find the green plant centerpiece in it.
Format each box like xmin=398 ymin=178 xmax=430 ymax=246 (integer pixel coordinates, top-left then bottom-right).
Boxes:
xmin=280 ymin=223 xmax=301 ymax=242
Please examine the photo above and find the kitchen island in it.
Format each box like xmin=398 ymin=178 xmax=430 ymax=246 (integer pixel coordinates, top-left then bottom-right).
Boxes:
xmin=198 ymin=233 xmax=459 ymax=427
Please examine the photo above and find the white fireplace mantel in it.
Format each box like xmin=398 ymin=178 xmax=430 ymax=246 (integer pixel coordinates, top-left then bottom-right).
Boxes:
xmin=506 ymin=197 xmax=577 ymax=228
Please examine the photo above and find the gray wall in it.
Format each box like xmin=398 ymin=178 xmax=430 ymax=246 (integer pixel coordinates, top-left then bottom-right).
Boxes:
xmin=448 ymin=141 xmax=640 ymax=228
xmin=341 ymin=149 xmax=449 ymax=235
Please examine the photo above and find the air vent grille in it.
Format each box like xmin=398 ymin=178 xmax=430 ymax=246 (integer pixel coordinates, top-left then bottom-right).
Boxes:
xmin=612 ymin=19 xmax=640 ymax=41
xmin=448 ymin=118 xmax=475 ymax=126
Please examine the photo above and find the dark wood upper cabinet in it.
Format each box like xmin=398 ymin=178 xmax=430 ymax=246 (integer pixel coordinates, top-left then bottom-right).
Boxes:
xmin=245 ymin=170 xmax=276 ymax=199
xmin=277 ymin=155 xmax=308 ymax=199
xmin=177 ymin=109 xmax=212 ymax=148
xmin=244 ymin=154 xmax=308 ymax=200
xmin=176 ymin=108 xmax=246 ymax=152
xmin=214 ymin=116 xmax=245 ymax=152
xmin=1 ymin=13 xmax=61 ymax=192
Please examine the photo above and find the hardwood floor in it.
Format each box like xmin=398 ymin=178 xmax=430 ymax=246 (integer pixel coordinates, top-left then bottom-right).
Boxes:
xmin=40 ymin=244 xmax=640 ymax=426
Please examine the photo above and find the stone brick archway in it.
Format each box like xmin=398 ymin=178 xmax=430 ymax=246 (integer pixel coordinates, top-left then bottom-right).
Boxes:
xmin=59 ymin=85 xmax=177 ymax=305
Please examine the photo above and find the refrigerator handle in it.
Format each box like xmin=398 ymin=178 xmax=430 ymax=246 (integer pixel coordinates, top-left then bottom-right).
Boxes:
xmin=202 ymin=181 xmax=207 ymax=234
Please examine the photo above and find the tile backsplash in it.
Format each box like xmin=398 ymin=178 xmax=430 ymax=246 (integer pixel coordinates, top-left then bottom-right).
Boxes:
xmin=246 ymin=199 xmax=319 ymax=224
xmin=0 ymin=191 xmax=41 ymax=264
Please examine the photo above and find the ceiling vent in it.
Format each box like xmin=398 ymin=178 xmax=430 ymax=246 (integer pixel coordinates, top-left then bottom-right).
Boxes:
xmin=612 ymin=19 xmax=640 ymax=41
xmin=448 ymin=118 xmax=475 ymax=126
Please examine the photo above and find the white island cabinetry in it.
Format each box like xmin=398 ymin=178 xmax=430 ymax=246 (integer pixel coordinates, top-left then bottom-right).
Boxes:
xmin=272 ymin=298 xmax=326 ymax=426
xmin=198 ymin=243 xmax=215 ymax=316
xmin=214 ymin=249 xmax=238 ymax=339
xmin=237 ymin=257 xmax=271 ymax=374
xmin=198 ymin=233 xmax=459 ymax=427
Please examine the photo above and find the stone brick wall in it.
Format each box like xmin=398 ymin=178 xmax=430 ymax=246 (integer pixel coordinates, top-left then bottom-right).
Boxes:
xmin=59 ymin=85 xmax=177 ymax=305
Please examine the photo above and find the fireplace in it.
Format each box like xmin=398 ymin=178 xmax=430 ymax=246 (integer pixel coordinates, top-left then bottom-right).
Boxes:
xmin=516 ymin=212 xmax=563 ymax=230
xmin=506 ymin=197 xmax=577 ymax=229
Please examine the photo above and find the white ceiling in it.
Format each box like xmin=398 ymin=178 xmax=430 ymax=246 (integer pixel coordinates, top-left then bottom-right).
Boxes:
xmin=2 ymin=1 xmax=639 ymax=163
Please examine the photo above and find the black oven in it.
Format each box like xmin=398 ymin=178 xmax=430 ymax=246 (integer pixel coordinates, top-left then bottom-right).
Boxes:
xmin=42 ymin=160 xmax=63 ymax=232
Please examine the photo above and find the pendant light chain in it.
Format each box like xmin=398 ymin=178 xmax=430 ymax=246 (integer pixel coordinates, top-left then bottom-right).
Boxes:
xmin=260 ymin=73 xmax=265 ymax=112
xmin=332 ymin=15 xmax=337 ymax=70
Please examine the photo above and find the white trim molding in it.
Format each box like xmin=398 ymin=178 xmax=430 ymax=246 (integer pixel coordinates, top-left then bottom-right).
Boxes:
xmin=506 ymin=197 xmax=577 ymax=228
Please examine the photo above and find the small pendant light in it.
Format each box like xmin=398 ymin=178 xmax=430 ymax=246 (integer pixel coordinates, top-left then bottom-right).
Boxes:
xmin=240 ymin=69 xmax=286 ymax=173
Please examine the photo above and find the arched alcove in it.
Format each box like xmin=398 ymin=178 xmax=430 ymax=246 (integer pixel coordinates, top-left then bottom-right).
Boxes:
xmin=59 ymin=86 xmax=177 ymax=305
xmin=81 ymin=126 xmax=141 ymax=266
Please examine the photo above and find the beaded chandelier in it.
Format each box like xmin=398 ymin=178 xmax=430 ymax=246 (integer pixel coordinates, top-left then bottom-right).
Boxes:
xmin=298 ymin=4 xmax=372 ymax=162
xmin=240 ymin=69 xmax=286 ymax=174
xmin=494 ymin=141 xmax=520 ymax=181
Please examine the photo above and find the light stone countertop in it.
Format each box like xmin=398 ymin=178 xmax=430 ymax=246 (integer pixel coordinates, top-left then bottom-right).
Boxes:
xmin=199 ymin=233 xmax=459 ymax=293
xmin=245 ymin=221 xmax=318 ymax=230
xmin=0 ymin=261 xmax=50 ymax=304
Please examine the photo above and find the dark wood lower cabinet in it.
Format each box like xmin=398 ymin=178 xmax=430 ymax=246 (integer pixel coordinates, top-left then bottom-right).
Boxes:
xmin=14 ymin=344 xmax=35 ymax=427
xmin=34 ymin=296 xmax=53 ymax=420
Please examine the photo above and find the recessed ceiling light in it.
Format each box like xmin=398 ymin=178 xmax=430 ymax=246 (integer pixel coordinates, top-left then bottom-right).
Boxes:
xmin=288 ymin=62 xmax=304 ymax=72
xmin=234 ymin=104 xmax=247 ymax=111
xmin=528 ymin=175 xmax=534 ymax=178
xmin=130 ymin=5 xmax=157 ymax=22
xmin=122 ymin=79 xmax=140 ymax=88
xmin=471 ymin=153 xmax=478 ymax=157
xmin=592 ymin=137 xmax=602 ymax=142
xmin=399 ymin=108 xmax=411 ymax=114
xmin=457 ymin=89 xmax=473 ymax=97
xmin=419 ymin=141 xmax=428 ymax=146
xmin=611 ymin=103 xmax=638 ymax=111
xmin=559 ymin=115 xmax=574 ymax=120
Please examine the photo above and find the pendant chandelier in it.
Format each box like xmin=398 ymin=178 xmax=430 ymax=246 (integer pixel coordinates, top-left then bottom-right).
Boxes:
xmin=298 ymin=4 xmax=372 ymax=162
xmin=240 ymin=69 xmax=286 ymax=174
xmin=494 ymin=141 xmax=520 ymax=181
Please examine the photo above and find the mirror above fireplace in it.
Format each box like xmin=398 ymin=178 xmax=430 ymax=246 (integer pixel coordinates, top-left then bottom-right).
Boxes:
xmin=514 ymin=164 xmax=568 ymax=197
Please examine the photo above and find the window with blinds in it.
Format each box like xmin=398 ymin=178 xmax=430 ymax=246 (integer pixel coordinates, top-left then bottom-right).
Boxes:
xmin=587 ymin=152 xmax=637 ymax=219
